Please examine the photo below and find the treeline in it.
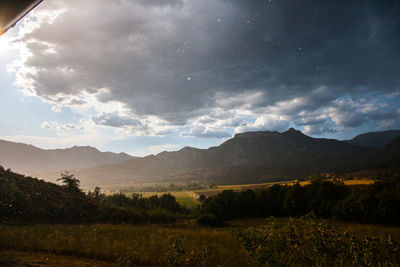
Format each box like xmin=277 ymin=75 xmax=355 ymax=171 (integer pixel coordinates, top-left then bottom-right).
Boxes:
xmin=0 ymin=167 xmax=186 ymax=224
xmin=120 ymin=182 xmax=205 ymax=193
xmin=201 ymin=171 xmax=400 ymax=225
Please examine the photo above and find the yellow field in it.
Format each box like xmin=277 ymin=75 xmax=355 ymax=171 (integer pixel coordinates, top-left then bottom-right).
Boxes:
xmin=194 ymin=179 xmax=375 ymax=196
xmin=217 ymin=179 xmax=374 ymax=189
xmin=342 ymin=179 xmax=375 ymax=185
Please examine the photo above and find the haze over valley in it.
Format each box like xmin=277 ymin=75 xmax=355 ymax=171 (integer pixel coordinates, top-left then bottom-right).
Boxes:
xmin=1 ymin=129 xmax=399 ymax=187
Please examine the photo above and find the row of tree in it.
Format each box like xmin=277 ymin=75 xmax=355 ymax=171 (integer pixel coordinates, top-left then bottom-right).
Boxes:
xmin=201 ymin=171 xmax=400 ymax=225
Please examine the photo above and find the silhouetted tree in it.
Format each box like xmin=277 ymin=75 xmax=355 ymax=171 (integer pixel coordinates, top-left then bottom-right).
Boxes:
xmin=57 ymin=171 xmax=82 ymax=194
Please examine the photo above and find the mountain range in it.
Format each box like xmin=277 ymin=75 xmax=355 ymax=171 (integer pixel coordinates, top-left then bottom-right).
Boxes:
xmin=345 ymin=130 xmax=400 ymax=148
xmin=0 ymin=140 xmax=133 ymax=174
xmin=2 ymin=128 xmax=398 ymax=187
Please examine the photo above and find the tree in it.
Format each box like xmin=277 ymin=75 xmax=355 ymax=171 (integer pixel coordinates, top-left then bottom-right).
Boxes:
xmin=283 ymin=183 xmax=308 ymax=216
xmin=88 ymin=186 xmax=104 ymax=201
xmin=57 ymin=171 xmax=82 ymax=194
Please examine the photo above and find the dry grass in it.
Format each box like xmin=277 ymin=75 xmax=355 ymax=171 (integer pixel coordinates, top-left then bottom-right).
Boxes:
xmin=0 ymin=223 xmax=249 ymax=266
xmin=1 ymin=217 xmax=398 ymax=266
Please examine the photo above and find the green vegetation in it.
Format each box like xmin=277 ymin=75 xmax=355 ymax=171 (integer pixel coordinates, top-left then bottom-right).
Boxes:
xmin=1 ymin=217 xmax=399 ymax=266
xmin=1 ymin=165 xmax=400 ymax=265
xmin=193 ymin=178 xmax=374 ymax=196
xmin=119 ymin=182 xmax=205 ymax=193
xmin=201 ymin=174 xmax=400 ymax=225
xmin=196 ymin=213 xmax=222 ymax=227
xmin=0 ymin=223 xmax=249 ymax=266
xmin=237 ymin=214 xmax=400 ymax=266
xmin=0 ymin=167 xmax=187 ymax=224
xmin=125 ymin=191 xmax=199 ymax=209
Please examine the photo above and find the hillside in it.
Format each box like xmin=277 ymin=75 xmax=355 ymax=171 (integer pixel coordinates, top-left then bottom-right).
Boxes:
xmin=366 ymin=135 xmax=400 ymax=167
xmin=345 ymin=130 xmax=400 ymax=148
xmin=0 ymin=167 xmax=183 ymax=224
xmin=0 ymin=140 xmax=133 ymax=174
xmin=4 ymin=129 xmax=399 ymax=187
xmin=66 ymin=128 xmax=372 ymax=186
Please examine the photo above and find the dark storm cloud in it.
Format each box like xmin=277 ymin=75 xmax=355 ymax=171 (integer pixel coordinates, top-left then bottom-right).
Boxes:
xmin=16 ymin=0 xmax=400 ymax=133
xmin=92 ymin=113 xmax=142 ymax=128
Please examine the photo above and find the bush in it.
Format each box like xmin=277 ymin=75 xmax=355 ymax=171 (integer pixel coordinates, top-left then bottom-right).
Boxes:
xmin=147 ymin=207 xmax=176 ymax=223
xmin=236 ymin=214 xmax=400 ymax=266
xmin=196 ymin=213 xmax=222 ymax=227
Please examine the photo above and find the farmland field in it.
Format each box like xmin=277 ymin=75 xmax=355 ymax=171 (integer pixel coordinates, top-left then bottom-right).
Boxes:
xmin=102 ymin=179 xmax=375 ymax=206
xmin=194 ymin=179 xmax=375 ymax=197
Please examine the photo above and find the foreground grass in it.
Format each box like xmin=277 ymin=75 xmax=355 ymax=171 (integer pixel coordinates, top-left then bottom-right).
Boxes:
xmin=0 ymin=222 xmax=249 ymax=266
xmin=1 ymin=217 xmax=398 ymax=266
xmin=0 ymin=250 xmax=112 ymax=267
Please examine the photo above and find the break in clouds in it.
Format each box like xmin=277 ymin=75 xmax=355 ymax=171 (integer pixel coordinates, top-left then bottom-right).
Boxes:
xmin=10 ymin=0 xmax=400 ymax=138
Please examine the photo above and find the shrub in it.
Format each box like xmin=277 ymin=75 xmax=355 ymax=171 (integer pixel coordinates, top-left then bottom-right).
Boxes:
xmin=147 ymin=207 xmax=176 ymax=223
xmin=196 ymin=213 xmax=222 ymax=227
xmin=236 ymin=214 xmax=400 ymax=266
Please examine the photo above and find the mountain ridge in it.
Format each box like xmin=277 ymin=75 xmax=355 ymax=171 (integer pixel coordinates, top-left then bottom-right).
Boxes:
xmin=2 ymin=129 xmax=399 ymax=186
xmin=0 ymin=139 xmax=133 ymax=174
xmin=59 ymin=129 xmax=377 ymax=186
xmin=345 ymin=129 xmax=400 ymax=148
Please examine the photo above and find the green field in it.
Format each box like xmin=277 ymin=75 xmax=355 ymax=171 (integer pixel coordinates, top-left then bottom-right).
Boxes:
xmin=126 ymin=191 xmax=200 ymax=208
xmin=1 ymin=218 xmax=399 ymax=266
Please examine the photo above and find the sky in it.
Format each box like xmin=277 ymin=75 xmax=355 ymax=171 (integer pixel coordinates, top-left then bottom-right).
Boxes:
xmin=0 ymin=0 xmax=399 ymax=156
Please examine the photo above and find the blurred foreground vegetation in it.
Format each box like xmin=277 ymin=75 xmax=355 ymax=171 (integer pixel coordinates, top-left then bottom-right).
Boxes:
xmin=1 ymin=216 xmax=399 ymax=266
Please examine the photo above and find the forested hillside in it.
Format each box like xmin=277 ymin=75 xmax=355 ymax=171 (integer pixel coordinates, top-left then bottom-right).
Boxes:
xmin=0 ymin=167 xmax=186 ymax=224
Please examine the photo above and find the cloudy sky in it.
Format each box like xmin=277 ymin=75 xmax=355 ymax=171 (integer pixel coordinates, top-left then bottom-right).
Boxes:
xmin=0 ymin=0 xmax=399 ymax=156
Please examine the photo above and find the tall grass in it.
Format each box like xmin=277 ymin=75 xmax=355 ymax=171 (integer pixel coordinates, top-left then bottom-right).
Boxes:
xmin=0 ymin=223 xmax=249 ymax=266
xmin=1 ymin=217 xmax=399 ymax=266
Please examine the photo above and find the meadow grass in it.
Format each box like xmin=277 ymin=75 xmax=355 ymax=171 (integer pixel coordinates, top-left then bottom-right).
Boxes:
xmin=0 ymin=223 xmax=249 ymax=266
xmin=1 ymin=217 xmax=398 ymax=266
xmin=175 ymin=196 xmax=199 ymax=208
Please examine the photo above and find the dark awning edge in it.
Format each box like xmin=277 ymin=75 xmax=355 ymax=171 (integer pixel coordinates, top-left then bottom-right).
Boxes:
xmin=0 ymin=0 xmax=43 ymax=36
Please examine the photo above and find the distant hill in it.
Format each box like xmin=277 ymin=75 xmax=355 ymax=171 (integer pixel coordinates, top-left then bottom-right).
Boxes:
xmin=345 ymin=130 xmax=400 ymax=148
xmin=369 ymin=135 xmax=400 ymax=166
xmin=4 ymin=129 xmax=398 ymax=187
xmin=66 ymin=128 xmax=371 ymax=186
xmin=0 ymin=140 xmax=133 ymax=175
